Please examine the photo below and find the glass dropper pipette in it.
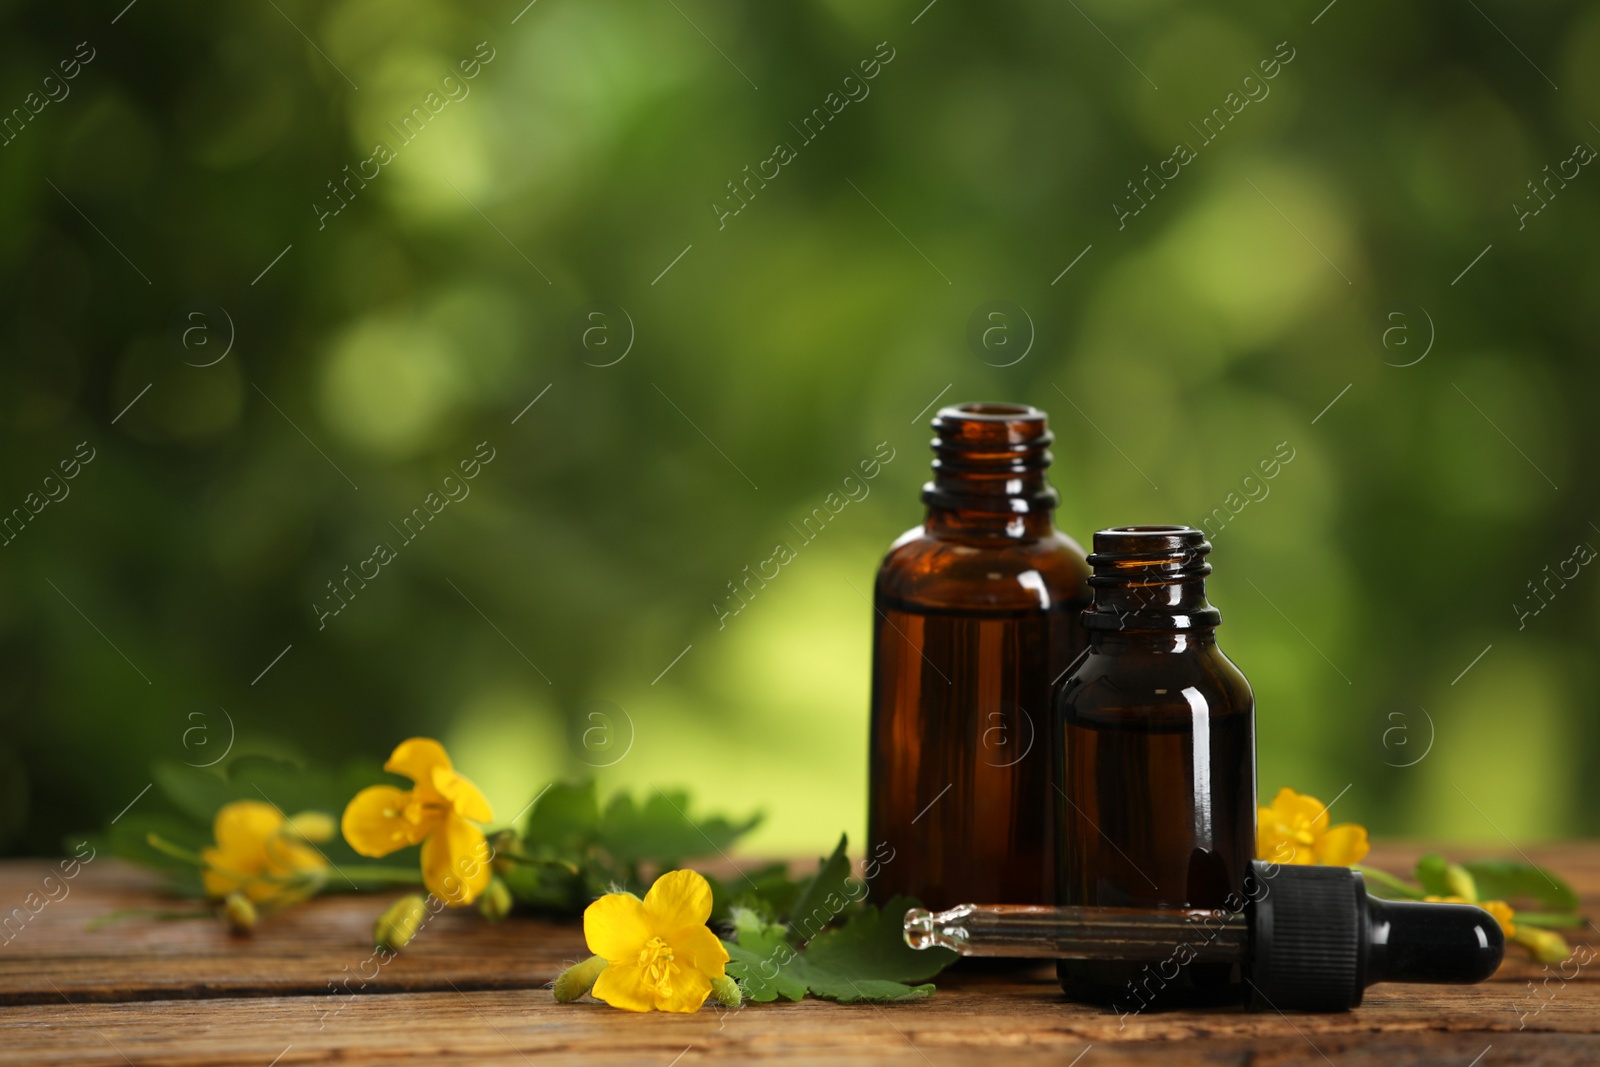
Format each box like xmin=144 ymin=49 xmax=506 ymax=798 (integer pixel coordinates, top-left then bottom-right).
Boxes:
xmin=904 ymin=861 xmax=1506 ymax=1012
xmin=905 ymin=901 xmax=1248 ymax=961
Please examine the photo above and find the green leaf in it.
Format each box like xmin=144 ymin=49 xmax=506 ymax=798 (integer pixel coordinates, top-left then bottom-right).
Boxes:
xmin=497 ymin=860 xmax=587 ymax=913
xmin=722 ymin=897 xmax=956 ymax=1004
xmin=597 ymin=789 xmax=760 ymax=866
xmin=152 ymin=756 xmax=377 ymax=827
xmin=1414 ymin=854 xmax=1456 ymax=897
xmin=1461 ymin=860 xmax=1578 ymax=912
xmin=505 ymin=781 xmax=759 ymax=915
xmin=223 ymin=754 xmax=365 ymax=815
xmin=519 ymin=781 xmax=600 ymax=853
xmin=723 ymin=909 xmax=809 ymax=1003
xmin=151 ymin=762 xmax=238 ymax=824
xmin=97 ymin=755 xmax=413 ymax=894
xmin=803 ymin=896 xmax=956 ymax=986
xmin=93 ymin=813 xmax=209 ymax=896
xmin=707 ymin=862 xmax=797 ymax=926
xmin=787 ymin=834 xmax=854 ymax=942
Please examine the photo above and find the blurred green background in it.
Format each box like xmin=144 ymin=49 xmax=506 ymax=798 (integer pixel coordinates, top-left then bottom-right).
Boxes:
xmin=2 ymin=0 xmax=1596 ymax=857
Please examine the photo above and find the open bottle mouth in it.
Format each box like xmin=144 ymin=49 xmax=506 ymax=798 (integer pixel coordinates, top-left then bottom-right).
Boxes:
xmin=949 ymin=402 xmax=1039 ymax=418
xmin=931 ymin=403 xmax=1050 ymax=448
xmin=922 ymin=402 xmax=1058 ymax=513
xmin=1084 ymin=525 xmax=1220 ymax=630
xmin=1088 ymin=525 xmax=1212 ymax=576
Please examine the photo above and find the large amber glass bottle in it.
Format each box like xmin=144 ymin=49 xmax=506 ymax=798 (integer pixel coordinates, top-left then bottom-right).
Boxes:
xmin=1054 ymin=526 xmax=1256 ymax=1005
xmin=868 ymin=403 xmax=1091 ymax=910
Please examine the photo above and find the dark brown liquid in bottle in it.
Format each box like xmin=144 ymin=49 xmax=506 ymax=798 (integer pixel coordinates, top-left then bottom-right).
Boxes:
xmin=1054 ymin=526 xmax=1255 ymax=1007
xmin=868 ymin=403 xmax=1090 ymax=910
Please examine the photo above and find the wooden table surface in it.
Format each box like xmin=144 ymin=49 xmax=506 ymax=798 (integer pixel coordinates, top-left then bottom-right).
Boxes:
xmin=3 ymin=842 xmax=1596 ymax=1066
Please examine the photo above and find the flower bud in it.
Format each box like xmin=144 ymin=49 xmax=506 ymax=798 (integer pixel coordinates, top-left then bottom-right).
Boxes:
xmin=553 ymin=955 xmax=608 ymax=1003
xmin=1443 ymin=862 xmax=1477 ymax=902
xmin=1516 ymin=926 xmax=1571 ymax=965
xmin=374 ymin=894 xmax=428 ymax=951
xmin=710 ymin=974 xmax=742 ymax=1008
xmin=284 ymin=811 xmax=336 ymax=843
xmin=477 ymin=877 xmax=513 ymax=924
xmin=224 ymin=891 xmax=258 ymax=935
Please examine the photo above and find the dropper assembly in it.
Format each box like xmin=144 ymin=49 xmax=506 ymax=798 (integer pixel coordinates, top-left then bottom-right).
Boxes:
xmin=905 ymin=861 xmax=1505 ymax=1011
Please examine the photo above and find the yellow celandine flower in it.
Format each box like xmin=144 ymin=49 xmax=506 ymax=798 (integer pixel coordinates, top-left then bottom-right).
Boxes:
xmin=201 ymin=800 xmax=329 ymax=905
xmin=1425 ymin=895 xmax=1517 ymax=937
xmin=342 ymin=738 xmax=495 ymax=906
xmin=1256 ymin=786 xmax=1371 ymax=866
xmin=583 ymin=869 xmax=731 ymax=1013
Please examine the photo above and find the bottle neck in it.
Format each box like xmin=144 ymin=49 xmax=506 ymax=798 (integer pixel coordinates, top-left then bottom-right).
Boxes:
xmin=1089 ymin=574 xmax=1218 ymax=628
xmin=1082 ymin=526 xmax=1222 ymax=635
xmin=1091 ymin=627 xmax=1218 ymax=653
xmin=919 ymin=403 xmax=1060 ymax=542
xmin=925 ymin=507 xmax=1056 ymax=541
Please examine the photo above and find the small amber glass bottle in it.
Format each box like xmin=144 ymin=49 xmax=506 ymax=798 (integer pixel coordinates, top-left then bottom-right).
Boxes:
xmin=868 ymin=403 xmax=1092 ymax=910
xmin=1053 ymin=526 xmax=1256 ymax=1005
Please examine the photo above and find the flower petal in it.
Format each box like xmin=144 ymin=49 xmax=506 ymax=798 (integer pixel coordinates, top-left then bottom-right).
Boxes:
xmin=1257 ymin=817 xmax=1313 ymax=864
xmin=431 ymin=766 xmax=494 ymax=824
xmin=672 ymin=924 xmax=730 ymax=980
xmin=642 ymin=869 xmax=714 ymax=931
xmin=1313 ymin=823 xmax=1370 ymax=866
xmin=1266 ymin=838 xmax=1314 ymax=865
xmin=1256 ymin=817 xmax=1286 ymax=863
xmin=342 ymin=785 xmax=431 ymax=857
xmin=1272 ymin=787 xmax=1330 ymax=836
xmin=591 ymin=959 xmax=655 ymax=1012
xmin=654 ymin=965 xmax=712 ymax=1013
xmin=584 ymin=891 xmax=651 ymax=963
xmin=264 ymin=833 xmax=329 ymax=878
xmin=383 ymin=738 xmax=453 ymax=787
xmin=200 ymin=851 xmax=243 ymax=899
xmin=212 ymin=801 xmax=284 ymax=870
xmin=1481 ymin=899 xmax=1517 ymax=937
xmin=420 ymin=813 xmax=493 ymax=905
xmin=1267 ymin=786 xmax=1298 ymax=812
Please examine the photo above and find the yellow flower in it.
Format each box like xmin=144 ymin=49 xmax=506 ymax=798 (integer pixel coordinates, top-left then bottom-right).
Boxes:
xmin=1425 ymin=895 xmax=1517 ymax=937
xmin=1257 ymin=786 xmax=1370 ymax=866
xmin=201 ymin=800 xmax=329 ymax=905
xmin=582 ymin=869 xmax=731 ymax=1013
xmin=342 ymin=738 xmax=495 ymax=906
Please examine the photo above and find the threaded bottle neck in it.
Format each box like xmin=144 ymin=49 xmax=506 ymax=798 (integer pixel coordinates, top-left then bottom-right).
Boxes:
xmin=920 ymin=404 xmax=1059 ymax=537
xmin=1084 ymin=526 xmax=1221 ymax=632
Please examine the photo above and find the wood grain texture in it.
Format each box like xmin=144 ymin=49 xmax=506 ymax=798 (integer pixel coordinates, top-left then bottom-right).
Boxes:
xmin=2 ymin=842 xmax=1596 ymax=1065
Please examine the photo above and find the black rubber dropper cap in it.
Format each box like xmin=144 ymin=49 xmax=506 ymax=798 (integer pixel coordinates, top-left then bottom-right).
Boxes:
xmin=1248 ymin=860 xmax=1505 ymax=1011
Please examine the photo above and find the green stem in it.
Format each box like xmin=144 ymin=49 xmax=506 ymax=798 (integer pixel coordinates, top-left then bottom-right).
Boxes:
xmin=87 ymin=907 xmax=215 ymax=931
xmin=1354 ymin=865 xmax=1425 ymax=899
xmin=494 ymin=855 xmax=581 ymax=875
xmin=145 ymin=833 xmax=281 ymax=887
xmin=1513 ymin=912 xmax=1586 ymax=929
xmin=335 ymin=867 xmax=427 ymax=890
xmin=145 ymin=833 xmax=207 ymax=867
